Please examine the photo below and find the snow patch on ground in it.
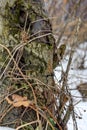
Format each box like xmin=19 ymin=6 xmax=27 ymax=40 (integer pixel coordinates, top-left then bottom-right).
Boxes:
xmin=0 ymin=127 xmax=15 ymax=130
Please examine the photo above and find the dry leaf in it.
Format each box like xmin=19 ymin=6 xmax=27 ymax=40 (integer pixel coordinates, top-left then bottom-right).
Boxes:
xmin=6 ymin=94 xmax=33 ymax=107
xmin=13 ymin=100 xmax=30 ymax=107
xmin=12 ymin=94 xmax=28 ymax=102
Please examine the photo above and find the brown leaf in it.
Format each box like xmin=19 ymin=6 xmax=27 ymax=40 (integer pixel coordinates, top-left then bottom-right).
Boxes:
xmin=12 ymin=94 xmax=27 ymax=102
xmin=6 ymin=94 xmax=33 ymax=107
xmin=13 ymin=100 xmax=30 ymax=107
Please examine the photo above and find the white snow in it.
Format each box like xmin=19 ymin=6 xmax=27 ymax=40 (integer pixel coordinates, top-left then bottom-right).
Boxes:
xmin=0 ymin=127 xmax=15 ymax=130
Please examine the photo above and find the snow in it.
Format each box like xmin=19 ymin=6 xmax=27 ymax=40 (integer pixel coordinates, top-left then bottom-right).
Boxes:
xmin=55 ymin=42 xmax=87 ymax=130
xmin=68 ymin=102 xmax=87 ymax=130
xmin=0 ymin=127 xmax=15 ymax=130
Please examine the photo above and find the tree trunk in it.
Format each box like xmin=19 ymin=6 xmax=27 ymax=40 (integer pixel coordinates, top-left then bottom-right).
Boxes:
xmin=0 ymin=0 xmax=69 ymax=130
xmin=0 ymin=0 xmax=57 ymax=129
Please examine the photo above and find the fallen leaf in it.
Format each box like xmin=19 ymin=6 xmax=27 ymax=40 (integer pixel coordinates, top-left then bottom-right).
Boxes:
xmin=12 ymin=94 xmax=28 ymax=102
xmin=6 ymin=94 xmax=33 ymax=107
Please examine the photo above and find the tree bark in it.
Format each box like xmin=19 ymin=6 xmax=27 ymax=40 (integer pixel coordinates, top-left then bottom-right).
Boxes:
xmin=0 ymin=0 xmax=71 ymax=130
xmin=0 ymin=0 xmax=57 ymax=129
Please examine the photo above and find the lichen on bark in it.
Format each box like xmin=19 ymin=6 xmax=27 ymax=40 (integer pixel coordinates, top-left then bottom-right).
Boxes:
xmin=1 ymin=0 xmax=55 ymax=81
xmin=0 ymin=0 xmax=56 ymax=128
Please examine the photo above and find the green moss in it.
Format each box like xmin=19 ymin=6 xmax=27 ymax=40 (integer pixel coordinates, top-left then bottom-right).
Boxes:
xmin=1 ymin=0 xmax=54 ymax=82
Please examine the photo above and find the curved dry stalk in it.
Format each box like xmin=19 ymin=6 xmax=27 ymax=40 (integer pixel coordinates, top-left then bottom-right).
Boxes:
xmin=42 ymin=106 xmax=63 ymax=130
xmin=0 ymin=43 xmax=37 ymax=106
xmin=16 ymin=104 xmax=55 ymax=130
xmin=16 ymin=120 xmax=38 ymax=130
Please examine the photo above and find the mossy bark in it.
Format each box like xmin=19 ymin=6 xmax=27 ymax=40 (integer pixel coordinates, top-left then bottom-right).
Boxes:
xmin=0 ymin=1 xmax=69 ymax=130
xmin=0 ymin=0 xmax=57 ymax=129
